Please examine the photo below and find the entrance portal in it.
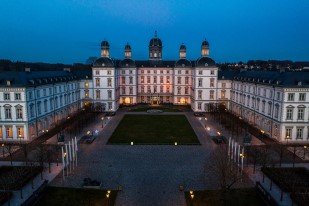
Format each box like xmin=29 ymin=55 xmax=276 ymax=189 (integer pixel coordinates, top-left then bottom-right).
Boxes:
xmin=151 ymin=95 xmax=160 ymax=105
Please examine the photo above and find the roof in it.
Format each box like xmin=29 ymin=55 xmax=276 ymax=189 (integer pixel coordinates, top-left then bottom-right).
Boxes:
xmin=219 ymin=70 xmax=309 ymax=87
xmin=149 ymin=37 xmax=162 ymax=47
xmin=175 ymin=59 xmax=192 ymax=68
xmin=0 ymin=70 xmax=91 ymax=87
xmin=93 ymin=57 xmax=114 ymax=67
xmin=119 ymin=59 xmax=136 ymax=68
xmin=196 ymin=57 xmax=216 ymax=67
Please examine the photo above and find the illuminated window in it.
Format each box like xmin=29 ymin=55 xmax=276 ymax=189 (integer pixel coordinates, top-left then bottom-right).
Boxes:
xmin=0 ymin=127 xmax=2 ymax=138
xmin=285 ymin=128 xmax=292 ymax=139
xmin=141 ymin=76 xmax=144 ymax=83
xmin=17 ymin=127 xmax=24 ymax=138
xmin=96 ymin=78 xmax=100 ymax=87
xmin=221 ymin=91 xmax=225 ymax=98
xmin=210 ymin=78 xmax=214 ymax=87
xmin=84 ymin=90 xmax=89 ymax=98
xmin=166 ymin=77 xmax=170 ymax=84
xmin=85 ymin=82 xmax=89 ymax=88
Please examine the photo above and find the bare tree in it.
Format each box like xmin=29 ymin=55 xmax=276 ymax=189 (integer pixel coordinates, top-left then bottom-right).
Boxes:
xmin=206 ymin=146 xmax=242 ymax=190
xmin=4 ymin=143 xmax=17 ymax=166
xmin=32 ymin=145 xmax=45 ymax=180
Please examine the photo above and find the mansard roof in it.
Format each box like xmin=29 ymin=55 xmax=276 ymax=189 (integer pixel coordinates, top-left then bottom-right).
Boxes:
xmin=218 ymin=70 xmax=309 ymax=87
xmin=0 ymin=70 xmax=91 ymax=87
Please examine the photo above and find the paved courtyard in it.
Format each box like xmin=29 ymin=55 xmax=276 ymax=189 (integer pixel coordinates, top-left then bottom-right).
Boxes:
xmin=50 ymin=109 xmax=254 ymax=206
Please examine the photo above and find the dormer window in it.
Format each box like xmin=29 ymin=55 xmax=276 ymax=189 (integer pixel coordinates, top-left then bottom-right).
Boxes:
xmin=205 ymin=63 xmax=208 ymax=66
xmin=102 ymin=63 xmax=105 ymax=66
xmin=6 ymin=80 xmax=11 ymax=86
xmin=298 ymin=81 xmax=302 ymax=86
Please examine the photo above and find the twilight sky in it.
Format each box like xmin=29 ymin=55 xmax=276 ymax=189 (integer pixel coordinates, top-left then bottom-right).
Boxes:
xmin=0 ymin=0 xmax=308 ymax=64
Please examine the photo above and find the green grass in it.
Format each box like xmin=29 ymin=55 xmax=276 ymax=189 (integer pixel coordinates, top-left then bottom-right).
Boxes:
xmin=108 ymin=115 xmax=200 ymax=144
xmin=36 ymin=187 xmax=117 ymax=206
xmin=128 ymin=107 xmax=183 ymax=112
xmin=185 ymin=188 xmax=265 ymax=206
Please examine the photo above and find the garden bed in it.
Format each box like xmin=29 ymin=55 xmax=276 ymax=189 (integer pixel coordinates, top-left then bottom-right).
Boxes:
xmin=184 ymin=188 xmax=265 ymax=206
xmin=0 ymin=166 xmax=42 ymax=190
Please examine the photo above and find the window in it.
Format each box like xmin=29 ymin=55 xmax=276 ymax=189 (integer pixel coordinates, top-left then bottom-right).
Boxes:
xmin=147 ymin=76 xmax=150 ymax=83
xmin=198 ymin=102 xmax=202 ymax=110
xmin=299 ymin=93 xmax=306 ymax=101
xmin=178 ymin=70 xmax=181 ymax=74
xmin=221 ymin=91 xmax=226 ymax=98
xmin=160 ymin=76 xmax=163 ymax=83
xmin=285 ymin=128 xmax=292 ymax=139
xmin=210 ymin=78 xmax=214 ymax=87
xmin=15 ymin=93 xmax=21 ymax=100
xmin=160 ymin=86 xmax=163 ymax=93
xmin=286 ymin=108 xmax=293 ymax=120
xmin=198 ymin=90 xmax=202 ymax=99
xmin=43 ymin=89 xmax=46 ymax=96
xmin=166 ymin=86 xmax=170 ymax=93
xmin=4 ymin=93 xmax=10 ymax=100
xmin=122 ymin=70 xmax=125 ymax=74
xmin=269 ymin=90 xmax=273 ymax=99
xmin=49 ymin=88 xmax=52 ymax=95
xmin=50 ymin=99 xmax=53 ymax=110
xmin=262 ymin=101 xmax=266 ymax=113
xmin=129 ymin=70 xmax=133 ymax=74
xmin=276 ymin=92 xmax=280 ymax=100
xmin=275 ymin=105 xmax=279 ymax=118
xmin=141 ymin=76 xmax=144 ymax=83
xmin=154 ymin=86 xmax=157 ymax=93
xmin=5 ymin=107 xmax=11 ymax=119
xmin=185 ymin=77 xmax=189 ymax=84
xmin=17 ymin=127 xmax=24 ymax=138
xmin=153 ymin=77 xmax=157 ymax=84
xmin=185 ymin=87 xmax=189 ymax=95
xmin=160 ymin=70 xmax=163 ymax=74
xmin=296 ymin=128 xmax=303 ymax=139
xmin=147 ymin=70 xmax=150 ymax=74
xmin=84 ymin=90 xmax=89 ymax=98
xmin=129 ymin=87 xmax=133 ymax=94
xmin=198 ymin=70 xmax=202 ymax=75
xmin=263 ymin=89 xmax=266 ymax=97
xmin=0 ymin=127 xmax=2 ymax=138
xmin=107 ymin=70 xmax=112 ymax=75
xmin=256 ymin=99 xmax=260 ymax=111
xmin=129 ymin=77 xmax=133 ymax=84
xmin=178 ymin=77 xmax=181 ymax=84
xmin=166 ymin=70 xmax=170 ymax=74
xmin=222 ymin=83 xmax=226 ymax=88
xmin=268 ymin=102 xmax=272 ymax=115
xmin=44 ymin=100 xmax=48 ymax=112
xmin=122 ymin=77 xmax=126 ymax=84
xmin=210 ymin=90 xmax=214 ymax=100
xmin=107 ymin=78 xmax=112 ymax=87
xmin=147 ymin=86 xmax=151 ymax=93
xmin=297 ymin=108 xmax=304 ymax=120
xmin=96 ymin=90 xmax=100 ymax=99
xmin=29 ymin=92 xmax=33 ymax=100
xmin=185 ymin=70 xmax=189 ymax=74
xmin=198 ymin=79 xmax=202 ymax=87
xmin=210 ymin=70 xmax=214 ymax=75
xmin=257 ymin=88 xmax=260 ymax=95
xmin=122 ymin=87 xmax=126 ymax=94
xmin=141 ymin=70 xmax=144 ymax=74
xmin=96 ymin=78 xmax=100 ymax=86
xmin=108 ymin=102 xmax=112 ymax=110
xmin=288 ymin=93 xmax=294 ymax=101
xmin=6 ymin=126 xmax=13 ymax=138
xmin=166 ymin=76 xmax=170 ymax=84
xmin=55 ymin=97 xmax=58 ymax=108
xmin=37 ymin=102 xmax=41 ymax=115
xmin=108 ymin=90 xmax=112 ymax=99
xmin=95 ymin=70 xmax=100 ymax=75
xmin=85 ymin=82 xmax=89 ymax=88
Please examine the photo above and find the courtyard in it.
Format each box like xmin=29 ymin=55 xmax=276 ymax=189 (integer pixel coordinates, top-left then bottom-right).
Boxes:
xmin=108 ymin=114 xmax=200 ymax=145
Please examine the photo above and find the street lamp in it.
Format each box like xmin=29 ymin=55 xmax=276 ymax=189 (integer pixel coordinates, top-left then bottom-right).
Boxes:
xmin=101 ymin=117 xmax=104 ymax=128
xmin=304 ymin=146 xmax=307 ymax=159
xmin=106 ymin=190 xmax=111 ymax=206
xmin=190 ymin=191 xmax=194 ymax=200
xmin=2 ymin=144 xmax=4 ymax=159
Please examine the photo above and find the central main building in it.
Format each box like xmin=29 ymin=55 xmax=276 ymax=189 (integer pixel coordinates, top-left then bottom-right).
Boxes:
xmin=89 ymin=32 xmax=224 ymax=112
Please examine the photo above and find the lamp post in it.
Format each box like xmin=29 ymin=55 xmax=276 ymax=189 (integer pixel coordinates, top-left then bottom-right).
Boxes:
xmin=189 ymin=191 xmax=194 ymax=205
xmin=2 ymin=144 xmax=4 ymax=159
xmin=101 ymin=117 xmax=104 ymax=128
xmin=106 ymin=190 xmax=111 ymax=206
xmin=304 ymin=146 xmax=307 ymax=159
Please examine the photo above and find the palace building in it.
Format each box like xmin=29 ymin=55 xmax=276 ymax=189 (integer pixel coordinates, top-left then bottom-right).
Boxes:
xmin=0 ymin=32 xmax=309 ymax=143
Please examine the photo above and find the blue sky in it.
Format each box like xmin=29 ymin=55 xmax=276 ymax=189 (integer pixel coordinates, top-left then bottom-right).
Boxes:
xmin=0 ymin=0 xmax=308 ymax=64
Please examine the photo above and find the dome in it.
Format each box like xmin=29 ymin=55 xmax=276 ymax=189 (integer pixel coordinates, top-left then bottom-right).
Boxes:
xmin=125 ymin=44 xmax=131 ymax=50
xmin=180 ymin=44 xmax=186 ymax=50
xmin=149 ymin=38 xmax=162 ymax=47
xmin=93 ymin=57 xmax=114 ymax=67
xmin=119 ymin=59 xmax=136 ymax=68
xmin=202 ymin=40 xmax=209 ymax=46
xmin=175 ymin=59 xmax=192 ymax=68
xmin=101 ymin=40 xmax=109 ymax=47
xmin=196 ymin=57 xmax=215 ymax=67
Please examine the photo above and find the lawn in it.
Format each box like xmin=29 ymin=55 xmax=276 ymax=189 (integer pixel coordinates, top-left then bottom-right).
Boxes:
xmin=108 ymin=115 xmax=200 ymax=144
xmin=128 ymin=106 xmax=183 ymax=112
xmin=36 ymin=187 xmax=117 ymax=206
xmin=0 ymin=166 xmax=42 ymax=190
xmin=185 ymin=188 xmax=265 ymax=206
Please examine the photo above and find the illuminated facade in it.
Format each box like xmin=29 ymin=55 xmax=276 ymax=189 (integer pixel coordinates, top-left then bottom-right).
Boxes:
xmin=91 ymin=33 xmax=219 ymax=112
